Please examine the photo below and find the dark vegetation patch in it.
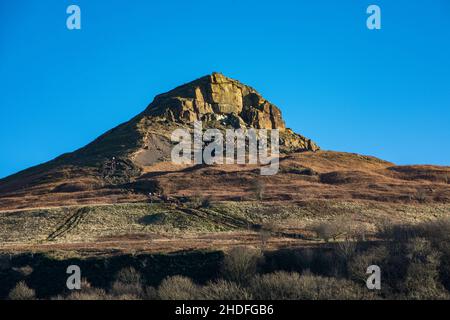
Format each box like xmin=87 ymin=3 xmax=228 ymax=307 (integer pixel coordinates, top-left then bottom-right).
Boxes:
xmin=280 ymin=166 xmax=317 ymax=176
xmin=138 ymin=213 xmax=168 ymax=225
xmin=388 ymin=166 xmax=450 ymax=184
xmin=319 ymin=171 xmax=379 ymax=185
xmin=0 ymin=251 xmax=223 ymax=299
xmin=125 ymin=179 xmax=161 ymax=194
xmin=2 ymin=218 xmax=450 ymax=300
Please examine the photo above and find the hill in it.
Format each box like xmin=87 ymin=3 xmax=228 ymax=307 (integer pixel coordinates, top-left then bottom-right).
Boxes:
xmin=0 ymin=73 xmax=449 ymax=255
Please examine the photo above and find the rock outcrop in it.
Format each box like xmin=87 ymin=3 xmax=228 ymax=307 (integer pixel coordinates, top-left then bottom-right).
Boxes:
xmin=145 ymin=72 xmax=286 ymax=130
xmin=142 ymin=72 xmax=319 ymax=152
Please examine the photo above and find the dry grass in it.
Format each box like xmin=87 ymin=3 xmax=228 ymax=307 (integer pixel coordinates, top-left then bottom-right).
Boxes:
xmin=222 ymin=247 xmax=264 ymax=284
xmin=0 ymin=199 xmax=449 ymax=255
xmin=158 ymin=276 xmax=199 ymax=300
xmin=1 ymin=151 xmax=449 ymax=212
xmin=249 ymin=271 xmax=373 ymax=300
xmin=8 ymin=281 xmax=36 ymax=300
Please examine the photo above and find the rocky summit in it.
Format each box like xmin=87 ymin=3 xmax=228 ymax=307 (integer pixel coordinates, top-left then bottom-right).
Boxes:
xmin=70 ymin=72 xmax=319 ymax=167
xmin=146 ymin=72 xmax=287 ymax=130
xmin=142 ymin=72 xmax=319 ymax=151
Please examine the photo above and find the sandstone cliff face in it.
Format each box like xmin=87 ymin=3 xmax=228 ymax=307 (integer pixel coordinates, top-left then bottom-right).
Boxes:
xmin=145 ymin=72 xmax=286 ymax=131
xmin=143 ymin=72 xmax=319 ymax=152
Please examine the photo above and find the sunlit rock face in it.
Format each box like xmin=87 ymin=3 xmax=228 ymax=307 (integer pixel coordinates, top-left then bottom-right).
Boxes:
xmin=145 ymin=72 xmax=286 ymax=130
xmin=143 ymin=72 xmax=319 ymax=152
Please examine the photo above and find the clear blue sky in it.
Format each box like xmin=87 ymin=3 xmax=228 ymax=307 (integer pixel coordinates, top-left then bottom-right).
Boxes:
xmin=1 ymin=0 xmax=449 ymax=178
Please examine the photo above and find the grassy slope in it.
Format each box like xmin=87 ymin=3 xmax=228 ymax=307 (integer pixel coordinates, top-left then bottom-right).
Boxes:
xmin=1 ymin=200 xmax=448 ymax=251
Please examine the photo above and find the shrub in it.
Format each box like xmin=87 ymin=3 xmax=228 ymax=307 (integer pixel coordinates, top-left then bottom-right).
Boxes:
xmin=310 ymin=221 xmax=346 ymax=242
xmin=8 ymin=281 xmax=36 ymax=300
xmin=418 ymin=218 xmax=450 ymax=244
xmin=110 ymin=267 xmax=144 ymax=298
xmin=62 ymin=288 xmax=110 ymax=300
xmin=348 ymin=246 xmax=388 ymax=281
xmin=402 ymin=238 xmax=449 ymax=300
xmin=52 ymin=278 xmax=112 ymax=300
xmin=376 ymin=222 xmax=418 ymax=241
xmin=143 ymin=286 xmax=159 ymax=300
xmin=200 ymin=280 xmax=252 ymax=300
xmin=335 ymin=238 xmax=358 ymax=262
xmin=158 ymin=276 xmax=200 ymax=300
xmin=347 ymin=223 xmax=370 ymax=242
xmin=377 ymin=218 xmax=450 ymax=243
xmin=249 ymin=271 xmax=372 ymax=300
xmin=115 ymin=267 xmax=142 ymax=284
xmin=186 ymin=195 xmax=212 ymax=209
xmin=250 ymin=271 xmax=303 ymax=300
xmin=439 ymin=243 xmax=450 ymax=291
xmin=110 ymin=281 xmax=143 ymax=299
xmin=222 ymin=247 xmax=264 ymax=285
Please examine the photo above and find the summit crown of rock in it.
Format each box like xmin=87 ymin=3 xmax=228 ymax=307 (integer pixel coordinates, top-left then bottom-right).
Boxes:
xmin=144 ymin=72 xmax=286 ymax=131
